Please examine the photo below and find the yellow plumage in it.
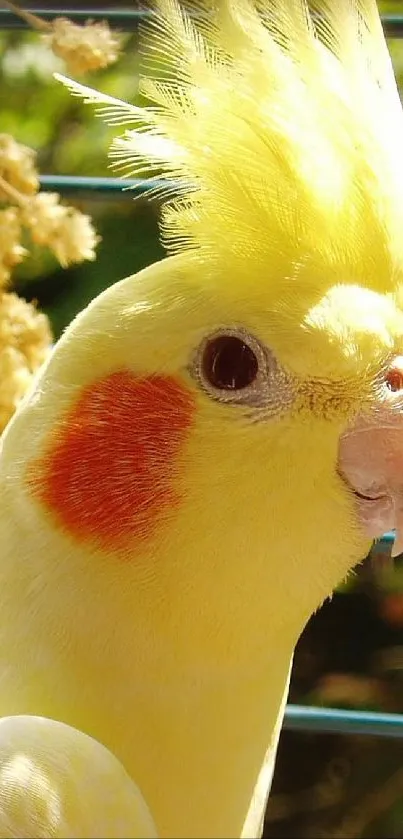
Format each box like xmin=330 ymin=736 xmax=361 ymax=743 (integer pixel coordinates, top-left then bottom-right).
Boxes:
xmin=60 ymin=1 xmax=403 ymax=280
xmin=0 ymin=1 xmax=402 ymax=837
xmin=58 ymin=0 xmax=403 ymax=385
xmin=0 ymin=716 xmax=156 ymax=837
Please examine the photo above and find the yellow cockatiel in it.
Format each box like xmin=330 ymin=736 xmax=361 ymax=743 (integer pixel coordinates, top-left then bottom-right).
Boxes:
xmin=1 ymin=0 xmax=403 ymax=837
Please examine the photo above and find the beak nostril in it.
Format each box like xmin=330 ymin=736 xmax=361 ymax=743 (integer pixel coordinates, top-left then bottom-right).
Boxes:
xmin=353 ymin=489 xmax=383 ymax=502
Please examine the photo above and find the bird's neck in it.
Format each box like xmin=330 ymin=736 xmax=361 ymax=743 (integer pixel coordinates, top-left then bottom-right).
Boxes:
xmin=46 ymin=598 xmax=295 ymax=838
xmin=113 ymin=644 xmax=294 ymax=839
xmin=0 ymin=524 xmax=295 ymax=838
xmin=0 ymin=459 xmax=299 ymax=838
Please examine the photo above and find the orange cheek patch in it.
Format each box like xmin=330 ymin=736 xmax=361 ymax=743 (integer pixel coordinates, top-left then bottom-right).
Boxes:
xmin=28 ymin=371 xmax=195 ymax=552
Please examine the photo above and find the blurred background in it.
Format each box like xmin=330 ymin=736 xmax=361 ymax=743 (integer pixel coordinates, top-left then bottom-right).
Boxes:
xmin=1 ymin=2 xmax=403 ymax=836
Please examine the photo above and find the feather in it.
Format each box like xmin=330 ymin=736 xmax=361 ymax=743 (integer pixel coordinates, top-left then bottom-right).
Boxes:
xmin=56 ymin=1 xmax=403 ymax=294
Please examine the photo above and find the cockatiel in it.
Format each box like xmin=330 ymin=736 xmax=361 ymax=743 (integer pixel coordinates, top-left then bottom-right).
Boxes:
xmin=1 ymin=0 xmax=403 ymax=836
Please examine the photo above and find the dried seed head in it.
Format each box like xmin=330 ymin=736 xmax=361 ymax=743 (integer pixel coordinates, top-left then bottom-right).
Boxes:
xmin=22 ymin=192 xmax=99 ymax=267
xmin=44 ymin=18 xmax=122 ymax=75
xmin=0 ymin=207 xmax=27 ymax=288
xmin=0 ymin=291 xmax=52 ymax=432
xmin=0 ymin=134 xmax=39 ymax=199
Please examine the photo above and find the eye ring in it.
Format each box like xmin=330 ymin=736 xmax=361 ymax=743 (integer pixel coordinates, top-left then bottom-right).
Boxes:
xmin=193 ymin=327 xmax=269 ymax=405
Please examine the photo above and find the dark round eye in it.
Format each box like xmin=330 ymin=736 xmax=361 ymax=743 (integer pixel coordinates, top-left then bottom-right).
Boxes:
xmin=385 ymin=368 xmax=403 ymax=392
xmin=202 ymin=335 xmax=259 ymax=390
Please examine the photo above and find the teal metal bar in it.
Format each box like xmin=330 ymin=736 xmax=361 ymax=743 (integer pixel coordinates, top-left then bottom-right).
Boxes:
xmin=284 ymin=705 xmax=403 ymax=739
xmin=380 ymin=14 xmax=403 ymax=38
xmin=0 ymin=9 xmax=403 ymax=37
xmin=0 ymin=8 xmax=151 ymax=30
xmin=39 ymin=174 xmax=167 ymax=196
xmin=380 ymin=531 xmax=395 ymax=548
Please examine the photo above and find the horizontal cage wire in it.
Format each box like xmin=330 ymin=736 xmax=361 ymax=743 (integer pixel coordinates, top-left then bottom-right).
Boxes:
xmin=0 ymin=7 xmax=403 ymax=35
xmin=2 ymin=3 xmax=403 ymax=742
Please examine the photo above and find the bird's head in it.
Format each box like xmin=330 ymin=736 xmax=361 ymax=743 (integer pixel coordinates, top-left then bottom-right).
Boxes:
xmin=4 ymin=0 xmax=403 ymax=668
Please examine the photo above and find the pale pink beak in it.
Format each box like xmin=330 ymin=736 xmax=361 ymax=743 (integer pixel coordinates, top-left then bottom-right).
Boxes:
xmin=338 ymin=357 xmax=403 ymax=558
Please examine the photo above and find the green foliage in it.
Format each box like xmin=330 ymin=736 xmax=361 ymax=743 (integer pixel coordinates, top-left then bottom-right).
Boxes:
xmin=0 ymin=28 xmax=141 ymax=173
xmin=0 ymin=22 xmax=161 ymax=330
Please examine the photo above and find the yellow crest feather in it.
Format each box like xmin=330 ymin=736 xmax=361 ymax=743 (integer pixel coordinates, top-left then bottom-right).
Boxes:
xmin=56 ymin=1 xmax=403 ymax=297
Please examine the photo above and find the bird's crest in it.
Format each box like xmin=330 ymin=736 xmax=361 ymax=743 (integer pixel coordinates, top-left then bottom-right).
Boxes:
xmin=57 ymin=0 xmax=403 ymax=297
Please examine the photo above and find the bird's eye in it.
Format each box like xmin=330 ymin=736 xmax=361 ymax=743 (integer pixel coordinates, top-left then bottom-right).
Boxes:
xmin=385 ymin=357 xmax=403 ymax=393
xmin=386 ymin=370 xmax=403 ymax=392
xmin=202 ymin=335 xmax=259 ymax=390
xmin=193 ymin=327 xmax=272 ymax=406
xmin=192 ymin=327 xmax=294 ymax=411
